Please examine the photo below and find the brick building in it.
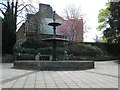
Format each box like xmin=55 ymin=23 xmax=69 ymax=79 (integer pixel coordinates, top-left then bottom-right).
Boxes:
xmin=16 ymin=3 xmax=83 ymax=48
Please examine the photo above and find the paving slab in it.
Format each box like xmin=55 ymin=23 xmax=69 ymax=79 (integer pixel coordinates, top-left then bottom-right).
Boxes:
xmin=1 ymin=61 xmax=119 ymax=89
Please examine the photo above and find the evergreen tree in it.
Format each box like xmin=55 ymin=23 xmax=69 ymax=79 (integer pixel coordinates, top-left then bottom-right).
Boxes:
xmin=104 ymin=1 xmax=120 ymax=43
xmin=1 ymin=0 xmax=36 ymax=54
xmin=2 ymin=1 xmax=18 ymax=54
xmin=97 ymin=1 xmax=120 ymax=43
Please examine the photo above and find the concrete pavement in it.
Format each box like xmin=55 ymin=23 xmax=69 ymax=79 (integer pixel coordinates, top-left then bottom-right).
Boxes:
xmin=0 ymin=60 xmax=119 ymax=89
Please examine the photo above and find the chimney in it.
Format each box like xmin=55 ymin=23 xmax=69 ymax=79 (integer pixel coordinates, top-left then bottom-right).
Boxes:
xmin=39 ymin=3 xmax=53 ymax=18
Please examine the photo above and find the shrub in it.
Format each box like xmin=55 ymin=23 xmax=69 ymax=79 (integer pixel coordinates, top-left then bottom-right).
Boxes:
xmin=21 ymin=38 xmax=51 ymax=49
xmin=36 ymin=47 xmax=66 ymax=55
xmin=67 ymin=44 xmax=103 ymax=56
xmin=35 ymin=47 xmax=53 ymax=54
xmin=2 ymin=54 xmax=16 ymax=63
xmin=16 ymin=54 xmax=35 ymax=60
xmin=15 ymin=47 xmax=66 ymax=55
xmin=15 ymin=44 xmax=103 ymax=57
xmin=15 ymin=47 xmax=36 ymax=54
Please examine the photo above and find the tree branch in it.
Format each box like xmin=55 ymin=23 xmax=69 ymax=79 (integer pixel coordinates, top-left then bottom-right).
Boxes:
xmin=17 ymin=4 xmax=28 ymax=12
xmin=17 ymin=19 xmax=25 ymax=26
xmin=0 ymin=3 xmax=7 ymax=7
xmin=0 ymin=8 xmax=5 ymax=16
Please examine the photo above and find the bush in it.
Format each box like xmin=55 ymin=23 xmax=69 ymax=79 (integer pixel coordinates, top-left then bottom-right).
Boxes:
xmin=15 ymin=44 xmax=103 ymax=57
xmin=16 ymin=54 xmax=35 ymax=60
xmin=67 ymin=44 xmax=103 ymax=56
xmin=2 ymin=54 xmax=16 ymax=63
xmin=36 ymin=47 xmax=66 ymax=55
xmin=21 ymin=38 xmax=51 ymax=49
xmin=15 ymin=46 xmax=66 ymax=55
xmin=15 ymin=48 xmax=36 ymax=54
xmin=36 ymin=47 xmax=52 ymax=54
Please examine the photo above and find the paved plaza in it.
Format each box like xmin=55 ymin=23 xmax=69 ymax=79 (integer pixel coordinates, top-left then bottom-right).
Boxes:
xmin=0 ymin=60 xmax=119 ymax=90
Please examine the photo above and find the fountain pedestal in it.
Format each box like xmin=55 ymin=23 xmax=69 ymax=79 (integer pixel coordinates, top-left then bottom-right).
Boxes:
xmin=48 ymin=22 xmax=61 ymax=61
xmin=42 ymin=11 xmax=65 ymax=61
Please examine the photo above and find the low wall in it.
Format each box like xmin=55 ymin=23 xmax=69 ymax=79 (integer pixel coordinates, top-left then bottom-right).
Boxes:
xmin=14 ymin=61 xmax=94 ymax=70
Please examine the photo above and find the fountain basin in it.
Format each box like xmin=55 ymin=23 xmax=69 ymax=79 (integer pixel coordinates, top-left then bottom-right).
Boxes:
xmin=42 ymin=38 xmax=69 ymax=43
xmin=14 ymin=61 xmax=94 ymax=70
xmin=48 ymin=22 xmax=61 ymax=26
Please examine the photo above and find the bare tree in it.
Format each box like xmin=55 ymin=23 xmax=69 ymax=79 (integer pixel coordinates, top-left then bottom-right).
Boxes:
xmin=64 ymin=4 xmax=83 ymax=19
xmin=58 ymin=5 xmax=85 ymax=43
xmin=58 ymin=18 xmax=83 ymax=42
xmin=60 ymin=4 xmax=91 ymax=43
xmin=0 ymin=0 xmax=37 ymax=53
xmin=0 ymin=0 xmax=37 ymax=29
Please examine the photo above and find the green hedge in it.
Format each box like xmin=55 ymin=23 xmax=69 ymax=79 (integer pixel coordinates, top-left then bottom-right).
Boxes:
xmin=21 ymin=39 xmax=51 ymax=49
xmin=15 ymin=48 xmax=35 ymax=54
xmin=35 ymin=47 xmax=52 ymax=54
xmin=35 ymin=47 xmax=66 ymax=55
xmin=2 ymin=54 xmax=16 ymax=63
xmin=16 ymin=44 xmax=103 ymax=57
xmin=67 ymin=44 xmax=103 ymax=56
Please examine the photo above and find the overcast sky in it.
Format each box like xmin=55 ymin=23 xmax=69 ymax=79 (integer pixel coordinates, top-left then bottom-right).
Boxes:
xmin=0 ymin=0 xmax=108 ymax=42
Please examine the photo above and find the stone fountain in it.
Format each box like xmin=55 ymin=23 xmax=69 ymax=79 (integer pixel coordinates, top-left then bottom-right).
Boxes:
xmin=14 ymin=11 xmax=94 ymax=70
xmin=42 ymin=11 xmax=68 ymax=61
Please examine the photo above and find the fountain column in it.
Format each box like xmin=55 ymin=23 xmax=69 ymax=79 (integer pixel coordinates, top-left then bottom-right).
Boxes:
xmin=48 ymin=11 xmax=61 ymax=61
xmin=53 ymin=25 xmax=56 ymax=61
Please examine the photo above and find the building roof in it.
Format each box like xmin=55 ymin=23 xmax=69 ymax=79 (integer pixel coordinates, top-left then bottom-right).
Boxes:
xmin=40 ymin=18 xmax=63 ymax=35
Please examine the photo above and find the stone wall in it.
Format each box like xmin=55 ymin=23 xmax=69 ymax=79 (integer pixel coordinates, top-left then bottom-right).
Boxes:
xmin=14 ymin=61 xmax=94 ymax=70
